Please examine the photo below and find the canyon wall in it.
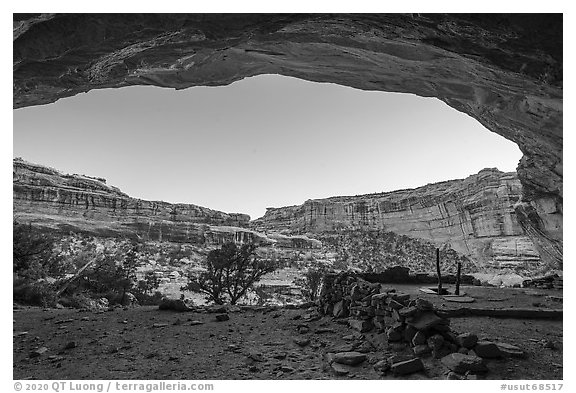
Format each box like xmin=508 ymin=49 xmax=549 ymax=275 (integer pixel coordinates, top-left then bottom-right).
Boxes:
xmin=14 ymin=158 xmax=545 ymax=274
xmin=13 ymin=158 xmax=250 ymax=243
xmin=253 ymin=168 xmax=541 ymax=269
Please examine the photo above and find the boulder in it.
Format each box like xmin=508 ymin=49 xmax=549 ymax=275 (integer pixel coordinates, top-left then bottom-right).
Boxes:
xmin=473 ymin=341 xmax=503 ymax=358
xmin=456 ymin=332 xmax=478 ymax=349
xmin=407 ymin=311 xmax=444 ymax=331
xmin=158 ymin=298 xmax=194 ymax=312
xmin=391 ymin=358 xmax=425 ymax=375
xmin=411 ymin=331 xmax=427 ymax=346
xmin=441 ymin=353 xmax=488 ymax=374
xmin=215 ymin=314 xmax=230 ymax=322
xmin=332 ymin=300 xmax=346 ymax=318
xmin=386 ymin=327 xmax=402 ymax=342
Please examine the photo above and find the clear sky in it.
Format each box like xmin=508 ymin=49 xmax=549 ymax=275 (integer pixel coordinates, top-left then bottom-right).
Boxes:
xmin=13 ymin=74 xmax=522 ymax=220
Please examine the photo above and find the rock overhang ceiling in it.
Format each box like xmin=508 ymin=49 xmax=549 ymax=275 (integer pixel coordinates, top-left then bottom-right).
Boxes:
xmin=12 ymin=13 xmax=563 ymax=267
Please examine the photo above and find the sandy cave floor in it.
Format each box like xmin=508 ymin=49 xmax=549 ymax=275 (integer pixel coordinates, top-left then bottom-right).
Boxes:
xmin=13 ymin=285 xmax=563 ymax=380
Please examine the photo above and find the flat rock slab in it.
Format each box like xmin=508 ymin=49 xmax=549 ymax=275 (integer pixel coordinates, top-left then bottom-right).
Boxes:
xmin=496 ymin=343 xmax=527 ymax=358
xmin=391 ymin=358 xmax=424 ymax=375
xmin=443 ymin=296 xmax=475 ymax=303
xmin=407 ymin=311 xmax=444 ymax=330
xmin=419 ymin=287 xmax=451 ymax=295
xmin=474 ymin=341 xmax=503 ymax=358
xmin=332 ymin=351 xmax=367 ymax=366
xmin=441 ymin=353 xmax=488 ymax=374
xmin=331 ymin=362 xmax=352 ymax=376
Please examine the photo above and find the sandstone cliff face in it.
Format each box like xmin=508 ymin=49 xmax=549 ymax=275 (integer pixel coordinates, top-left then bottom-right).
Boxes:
xmin=253 ymin=168 xmax=541 ymax=269
xmin=13 ymin=158 xmax=250 ymax=242
xmin=12 ymin=14 xmax=563 ymax=269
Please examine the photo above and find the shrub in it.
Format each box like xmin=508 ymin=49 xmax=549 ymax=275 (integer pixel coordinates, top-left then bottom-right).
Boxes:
xmin=181 ymin=243 xmax=277 ymax=305
xmin=294 ymin=266 xmax=329 ymax=302
xmin=13 ymin=221 xmax=63 ymax=280
xmin=65 ymin=242 xmax=143 ymax=305
xmin=13 ymin=278 xmax=58 ymax=307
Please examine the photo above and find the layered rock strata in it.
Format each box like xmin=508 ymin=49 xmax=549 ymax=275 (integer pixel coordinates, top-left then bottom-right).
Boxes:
xmin=253 ymin=169 xmax=541 ymax=268
xmin=13 ymin=158 xmax=250 ymax=242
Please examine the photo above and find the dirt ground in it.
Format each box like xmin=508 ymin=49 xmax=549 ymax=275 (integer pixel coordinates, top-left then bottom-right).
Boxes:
xmin=13 ymin=285 xmax=562 ymax=380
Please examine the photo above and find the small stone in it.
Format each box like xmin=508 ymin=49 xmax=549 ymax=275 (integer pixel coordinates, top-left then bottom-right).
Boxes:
xmin=496 ymin=343 xmax=527 ymax=358
xmin=398 ymin=306 xmax=418 ymax=318
xmin=215 ymin=314 xmax=230 ymax=322
xmin=55 ymin=319 xmax=74 ymax=325
xmin=348 ymin=319 xmax=373 ymax=333
xmin=441 ymin=353 xmax=487 ymax=374
xmin=427 ymin=334 xmax=445 ymax=350
xmin=456 ymin=332 xmax=478 ymax=349
xmin=473 ymin=341 xmax=503 ymax=358
xmin=413 ymin=344 xmax=432 ymax=357
xmin=403 ymin=325 xmax=418 ymax=343
xmin=391 ymin=358 xmax=424 ymax=375
xmin=447 ymin=371 xmax=466 ymax=380
xmin=411 ymin=331 xmax=427 ymax=346
xmin=331 ymin=362 xmax=351 ymax=376
xmin=386 ymin=327 xmax=402 ymax=342
xmin=297 ymin=324 xmax=310 ymax=334
xmin=280 ymin=366 xmax=295 ymax=373
xmin=342 ymin=333 xmax=363 ymax=341
xmin=189 ymin=320 xmax=204 ymax=326
xmin=30 ymin=347 xmax=48 ymax=358
xmin=64 ymin=341 xmax=77 ymax=350
xmin=247 ymin=352 xmax=265 ymax=362
xmin=152 ymin=323 xmax=169 ymax=328
xmin=414 ymin=298 xmax=434 ymax=310
xmin=373 ymin=359 xmax=390 ymax=373
xmin=355 ymin=340 xmax=375 ymax=353
xmin=332 ymin=351 xmax=367 ymax=366
xmin=332 ymin=300 xmax=346 ymax=318
xmin=315 ymin=328 xmax=336 ymax=334
xmin=294 ymin=338 xmax=311 ymax=347
xmin=541 ymin=339 xmax=556 ymax=349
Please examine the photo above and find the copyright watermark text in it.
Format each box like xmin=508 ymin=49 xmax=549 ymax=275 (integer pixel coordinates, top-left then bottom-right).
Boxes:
xmin=13 ymin=381 xmax=214 ymax=392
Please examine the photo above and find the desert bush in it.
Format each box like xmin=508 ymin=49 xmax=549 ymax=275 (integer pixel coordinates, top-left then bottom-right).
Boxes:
xmin=13 ymin=277 xmax=58 ymax=307
xmin=13 ymin=221 xmax=64 ymax=280
xmin=65 ymin=242 xmax=143 ymax=305
xmin=294 ymin=266 xmax=329 ymax=302
xmin=133 ymin=290 xmax=164 ymax=305
xmin=181 ymin=243 xmax=277 ymax=305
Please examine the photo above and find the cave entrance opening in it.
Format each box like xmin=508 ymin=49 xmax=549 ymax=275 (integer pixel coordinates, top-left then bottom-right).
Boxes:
xmin=13 ymin=74 xmax=523 ymax=221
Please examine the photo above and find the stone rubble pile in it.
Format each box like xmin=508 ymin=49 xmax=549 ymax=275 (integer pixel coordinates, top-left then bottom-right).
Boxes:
xmin=319 ymin=272 xmax=526 ymax=378
xmin=523 ymin=274 xmax=563 ymax=290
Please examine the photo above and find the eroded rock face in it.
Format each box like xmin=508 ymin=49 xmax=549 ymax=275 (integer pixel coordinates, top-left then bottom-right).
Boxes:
xmin=12 ymin=14 xmax=562 ymax=267
xmin=13 ymin=158 xmax=250 ymax=242
xmin=253 ymin=168 xmax=541 ymax=268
